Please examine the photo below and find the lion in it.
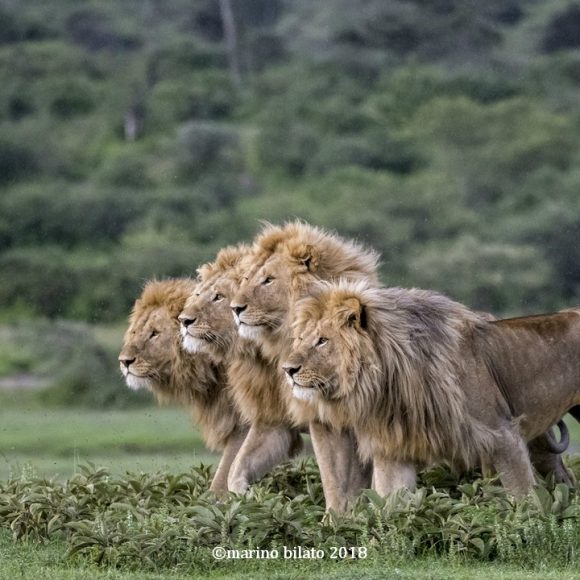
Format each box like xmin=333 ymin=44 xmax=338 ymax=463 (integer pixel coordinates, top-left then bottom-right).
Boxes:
xmin=228 ymin=221 xmax=381 ymax=510
xmin=283 ymin=279 xmax=580 ymax=497
xmin=118 ymin=278 xmax=248 ymax=494
xmin=180 ymin=244 xmax=254 ymax=362
xmin=472 ymin=312 xmax=573 ymax=485
xmin=474 ymin=312 xmax=573 ymax=484
xmin=178 ymin=245 xmax=306 ymax=493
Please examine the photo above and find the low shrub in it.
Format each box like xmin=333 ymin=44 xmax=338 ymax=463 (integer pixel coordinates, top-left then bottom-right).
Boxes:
xmin=0 ymin=460 xmax=578 ymax=571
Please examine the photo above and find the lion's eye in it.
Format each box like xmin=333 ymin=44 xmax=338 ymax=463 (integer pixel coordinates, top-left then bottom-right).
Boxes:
xmin=213 ymin=293 xmax=225 ymax=302
xmin=316 ymin=337 xmax=328 ymax=347
xmin=262 ymin=276 xmax=274 ymax=285
xmin=149 ymin=330 xmax=159 ymax=339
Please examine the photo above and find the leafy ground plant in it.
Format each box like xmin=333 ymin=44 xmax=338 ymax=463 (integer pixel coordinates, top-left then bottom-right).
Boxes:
xmin=0 ymin=458 xmax=579 ymax=574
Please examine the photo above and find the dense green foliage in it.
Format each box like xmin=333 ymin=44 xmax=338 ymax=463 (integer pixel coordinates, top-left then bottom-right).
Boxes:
xmin=0 ymin=460 xmax=579 ymax=573
xmin=0 ymin=322 xmax=145 ymax=407
xmin=1 ymin=1 xmax=580 ymax=322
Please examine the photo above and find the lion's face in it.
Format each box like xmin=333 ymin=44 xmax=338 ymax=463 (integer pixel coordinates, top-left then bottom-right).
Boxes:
xmin=119 ymin=305 xmax=177 ymax=391
xmin=230 ymin=250 xmax=313 ymax=343
xmin=283 ymin=294 xmax=370 ymax=404
xmin=179 ymin=274 xmax=239 ymax=361
xmin=283 ymin=322 xmax=341 ymax=403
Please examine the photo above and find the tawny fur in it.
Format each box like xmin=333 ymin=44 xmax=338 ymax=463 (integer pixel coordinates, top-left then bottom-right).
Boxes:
xmin=288 ymin=280 xmax=494 ymax=467
xmin=286 ymin=279 xmax=580 ymax=495
xmin=119 ymin=279 xmax=243 ymax=452
xmin=228 ymin=222 xmax=380 ymax=508
xmin=230 ymin=221 xmax=381 ymax=423
xmin=178 ymin=245 xmax=305 ymax=492
xmin=180 ymin=244 xmax=290 ymax=425
xmin=253 ymin=221 xmax=381 ymax=291
xmin=196 ymin=244 xmax=254 ymax=287
xmin=181 ymin=244 xmax=253 ymax=361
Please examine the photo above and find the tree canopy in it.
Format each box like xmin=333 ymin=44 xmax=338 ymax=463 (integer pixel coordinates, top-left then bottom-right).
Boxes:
xmin=2 ymin=0 xmax=580 ymax=321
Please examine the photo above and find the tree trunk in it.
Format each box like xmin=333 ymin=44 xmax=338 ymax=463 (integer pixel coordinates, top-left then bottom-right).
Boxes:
xmin=218 ymin=0 xmax=243 ymax=89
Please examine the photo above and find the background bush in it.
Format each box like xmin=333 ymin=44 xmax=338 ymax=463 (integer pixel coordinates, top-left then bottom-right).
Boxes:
xmin=3 ymin=0 xmax=580 ymax=406
xmin=0 ymin=321 xmax=148 ymax=408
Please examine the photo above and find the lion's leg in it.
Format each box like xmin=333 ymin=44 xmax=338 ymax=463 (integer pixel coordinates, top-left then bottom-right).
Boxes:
xmin=209 ymin=427 xmax=249 ymax=495
xmin=491 ymin=429 xmax=535 ymax=496
xmin=310 ymin=423 xmax=371 ymax=512
xmin=345 ymin=428 xmax=373 ymax=496
xmin=480 ymin=455 xmax=495 ymax=479
xmin=527 ymin=433 xmax=576 ymax=486
xmin=227 ymin=423 xmax=302 ymax=493
xmin=372 ymin=455 xmax=416 ymax=496
xmin=310 ymin=422 xmax=350 ymax=513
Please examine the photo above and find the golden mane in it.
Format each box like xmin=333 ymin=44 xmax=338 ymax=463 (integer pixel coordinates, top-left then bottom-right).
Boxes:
xmin=132 ymin=278 xmax=197 ymax=321
xmin=219 ymin=221 xmax=382 ymax=508
xmin=180 ymin=243 xmax=257 ymax=366
xmin=253 ymin=221 xmax=381 ymax=287
xmin=196 ymin=244 xmax=252 ymax=285
xmin=229 ymin=221 xmax=382 ymax=424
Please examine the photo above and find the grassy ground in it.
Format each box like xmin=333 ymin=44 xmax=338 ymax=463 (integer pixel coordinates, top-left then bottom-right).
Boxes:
xmin=1 ymin=400 xmax=577 ymax=481
xmin=0 ymin=403 xmax=578 ymax=481
xmin=0 ymin=404 xmax=218 ymax=480
xmin=0 ymin=400 xmax=579 ymax=579
xmin=1 ymin=530 xmax=579 ymax=580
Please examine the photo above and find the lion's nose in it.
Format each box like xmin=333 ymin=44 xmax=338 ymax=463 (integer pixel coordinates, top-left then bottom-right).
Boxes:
xmin=119 ymin=356 xmax=135 ymax=369
xmin=231 ymin=304 xmax=247 ymax=316
xmin=282 ymin=364 xmax=301 ymax=378
xmin=178 ymin=314 xmax=196 ymax=328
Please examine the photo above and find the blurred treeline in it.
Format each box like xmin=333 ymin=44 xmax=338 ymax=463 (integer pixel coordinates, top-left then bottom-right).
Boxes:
xmin=2 ymin=0 xmax=580 ymax=326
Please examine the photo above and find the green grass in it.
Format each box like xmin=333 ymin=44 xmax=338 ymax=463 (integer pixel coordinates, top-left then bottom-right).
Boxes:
xmin=0 ymin=406 xmax=218 ymax=480
xmin=0 ymin=403 xmax=577 ymax=482
xmin=2 ymin=530 xmax=580 ymax=580
xmin=0 ymin=530 xmax=179 ymax=580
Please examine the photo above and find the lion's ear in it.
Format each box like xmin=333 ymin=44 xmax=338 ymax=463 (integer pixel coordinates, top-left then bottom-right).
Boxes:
xmin=343 ymin=297 xmax=367 ymax=329
xmin=295 ymin=244 xmax=320 ymax=272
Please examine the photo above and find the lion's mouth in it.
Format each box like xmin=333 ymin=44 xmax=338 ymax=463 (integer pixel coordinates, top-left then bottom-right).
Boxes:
xmin=122 ymin=368 xmax=147 ymax=378
xmin=291 ymin=383 xmax=317 ymax=402
xmin=235 ymin=316 xmax=264 ymax=328
xmin=181 ymin=324 xmax=209 ymax=339
xmin=182 ymin=333 xmax=212 ymax=354
xmin=236 ymin=320 xmax=265 ymax=341
xmin=291 ymin=379 xmax=313 ymax=389
xmin=124 ymin=373 xmax=152 ymax=392
xmin=286 ymin=373 xmax=315 ymax=391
